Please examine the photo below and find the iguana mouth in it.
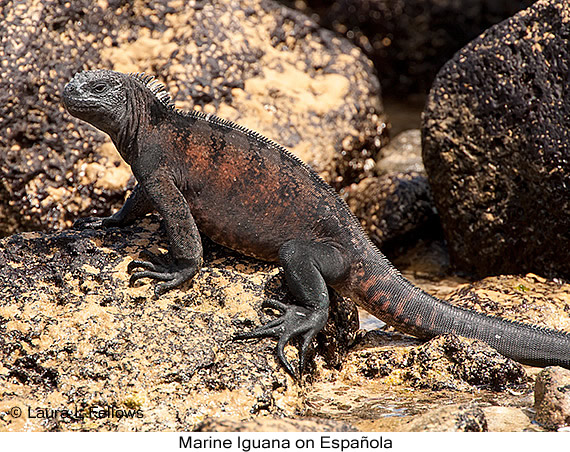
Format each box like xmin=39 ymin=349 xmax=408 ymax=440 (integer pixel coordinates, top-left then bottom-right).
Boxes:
xmin=62 ymin=101 xmax=89 ymax=114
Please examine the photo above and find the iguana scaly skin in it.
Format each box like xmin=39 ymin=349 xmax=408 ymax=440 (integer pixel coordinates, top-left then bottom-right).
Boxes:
xmin=62 ymin=70 xmax=570 ymax=376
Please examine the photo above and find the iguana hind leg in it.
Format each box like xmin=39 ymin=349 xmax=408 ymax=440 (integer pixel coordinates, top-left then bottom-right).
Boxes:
xmin=236 ymin=239 xmax=349 ymax=378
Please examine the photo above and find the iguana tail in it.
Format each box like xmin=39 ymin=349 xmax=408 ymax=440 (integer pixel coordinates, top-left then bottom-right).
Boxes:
xmin=352 ymin=248 xmax=570 ymax=369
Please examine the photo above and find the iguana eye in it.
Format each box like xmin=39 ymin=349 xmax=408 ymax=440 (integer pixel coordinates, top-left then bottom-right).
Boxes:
xmin=92 ymin=82 xmax=107 ymax=94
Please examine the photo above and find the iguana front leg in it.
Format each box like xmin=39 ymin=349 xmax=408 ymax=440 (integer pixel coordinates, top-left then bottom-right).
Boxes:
xmin=127 ymin=169 xmax=203 ymax=297
xmin=74 ymin=184 xmax=153 ymax=229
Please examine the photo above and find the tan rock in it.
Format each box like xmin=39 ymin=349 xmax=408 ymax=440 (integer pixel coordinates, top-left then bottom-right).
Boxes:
xmin=0 ymin=216 xmax=357 ymax=431
xmin=534 ymin=366 xmax=570 ymax=431
xmin=402 ymin=404 xmax=487 ymax=432
xmin=482 ymin=406 xmax=534 ymax=432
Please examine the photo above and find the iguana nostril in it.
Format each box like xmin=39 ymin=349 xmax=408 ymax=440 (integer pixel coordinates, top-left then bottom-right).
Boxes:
xmin=63 ymin=83 xmax=78 ymax=102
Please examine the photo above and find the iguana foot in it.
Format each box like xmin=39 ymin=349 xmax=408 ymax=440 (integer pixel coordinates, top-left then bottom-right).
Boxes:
xmin=128 ymin=250 xmax=199 ymax=297
xmin=235 ymin=298 xmax=328 ymax=379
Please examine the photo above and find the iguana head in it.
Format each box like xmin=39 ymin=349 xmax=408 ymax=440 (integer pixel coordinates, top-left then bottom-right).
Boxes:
xmin=63 ymin=70 xmax=129 ymax=139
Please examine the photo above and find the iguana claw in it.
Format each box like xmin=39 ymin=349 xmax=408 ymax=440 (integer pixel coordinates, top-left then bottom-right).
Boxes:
xmin=235 ymin=299 xmax=328 ymax=379
xmin=128 ymin=250 xmax=198 ymax=297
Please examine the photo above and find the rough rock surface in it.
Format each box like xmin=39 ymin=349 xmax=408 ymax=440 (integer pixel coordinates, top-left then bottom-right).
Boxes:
xmin=376 ymin=129 xmax=424 ymax=175
xmin=346 ymin=331 xmax=527 ymax=392
xmin=1 ymin=0 xmax=133 ymax=236
xmin=0 ymin=0 xmax=385 ymax=235
xmin=422 ymin=0 xmax=570 ymax=278
xmin=2 ymin=219 xmax=569 ymax=431
xmin=534 ymin=366 xmax=570 ymax=431
xmin=406 ymin=334 xmax=527 ymax=391
xmin=343 ymin=172 xmax=436 ymax=248
xmin=342 ymin=130 xmax=437 ymax=249
xmin=281 ymin=0 xmax=534 ymax=95
xmin=401 ymin=404 xmax=488 ymax=432
xmin=0 ymin=215 xmax=358 ymax=432
xmin=444 ymin=273 xmax=570 ymax=334
xmin=481 ymin=406 xmax=534 ymax=432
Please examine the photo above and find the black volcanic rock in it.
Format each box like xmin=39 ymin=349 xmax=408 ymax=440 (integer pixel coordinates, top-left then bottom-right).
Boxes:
xmin=422 ymin=0 xmax=570 ymax=278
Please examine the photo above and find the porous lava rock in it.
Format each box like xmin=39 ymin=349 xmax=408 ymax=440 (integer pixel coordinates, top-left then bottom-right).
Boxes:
xmin=404 ymin=334 xmax=527 ymax=392
xmin=0 ymin=0 xmax=385 ymax=236
xmin=343 ymin=172 xmax=436 ymax=248
xmin=0 ymin=215 xmax=358 ymax=431
xmin=341 ymin=130 xmax=438 ymax=249
xmin=1 ymin=0 xmax=133 ymax=236
xmin=534 ymin=366 xmax=570 ymax=431
xmin=3 ymin=217 xmax=566 ymax=431
xmin=422 ymin=0 xmax=570 ymax=278
xmin=280 ymin=0 xmax=534 ymax=95
xmin=348 ymin=332 xmax=527 ymax=392
xmin=376 ymin=129 xmax=424 ymax=175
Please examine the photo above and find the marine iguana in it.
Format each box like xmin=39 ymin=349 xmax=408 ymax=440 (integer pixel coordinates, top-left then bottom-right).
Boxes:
xmin=62 ymin=70 xmax=570 ymax=377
